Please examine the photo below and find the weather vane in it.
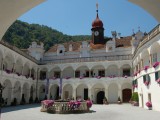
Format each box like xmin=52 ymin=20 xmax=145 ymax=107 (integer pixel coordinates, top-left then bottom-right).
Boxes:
xmin=96 ymin=3 xmax=99 ymax=10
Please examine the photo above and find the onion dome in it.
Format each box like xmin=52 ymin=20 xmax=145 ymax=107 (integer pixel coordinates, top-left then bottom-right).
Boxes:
xmin=92 ymin=3 xmax=103 ymax=28
xmin=92 ymin=13 xmax=103 ymax=28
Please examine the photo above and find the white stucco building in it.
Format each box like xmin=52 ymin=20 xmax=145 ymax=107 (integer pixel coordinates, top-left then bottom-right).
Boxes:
xmin=0 ymin=0 xmax=160 ymax=112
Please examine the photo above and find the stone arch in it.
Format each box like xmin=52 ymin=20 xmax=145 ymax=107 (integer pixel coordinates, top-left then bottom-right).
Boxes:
xmin=63 ymin=84 xmax=73 ymax=100
xmin=3 ymin=53 xmax=14 ymax=72
xmin=121 ymin=83 xmax=132 ymax=102
xmin=22 ymin=82 xmax=30 ymax=103
xmin=76 ymin=84 xmax=88 ymax=100
xmin=120 ymin=64 xmax=131 ymax=77
xmin=49 ymin=84 xmax=59 ymax=100
xmin=91 ymin=65 xmax=105 ymax=77
xmin=2 ymin=79 xmax=12 ymax=105
xmin=13 ymin=81 xmax=21 ymax=104
xmin=107 ymin=65 xmax=119 ymax=77
xmin=39 ymin=84 xmax=46 ymax=101
xmin=49 ymin=66 xmax=61 ymax=79
xmin=75 ymin=65 xmax=90 ymax=78
xmin=91 ymin=83 xmax=105 ymax=104
xmin=62 ymin=66 xmax=74 ymax=78
xmin=40 ymin=67 xmax=48 ymax=80
xmin=108 ymin=83 xmax=118 ymax=103
xmin=15 ymin=57 xmax=23 ymax=75
xmin=23 ymin=62 xmax=30 ymax=78
xmin=30 ymin=68 xmax=36 ymax=80
xmin=30 ymin=84 xmax=36 ymax=102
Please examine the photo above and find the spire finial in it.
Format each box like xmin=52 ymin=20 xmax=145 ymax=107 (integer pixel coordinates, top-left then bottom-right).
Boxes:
xmin=96 ymin=3 xmax=99 ymax=11
xmin=138 ymin=26 xmax=140 ymax=31
xmin=96 ymin=3 xmax=99 ymax=18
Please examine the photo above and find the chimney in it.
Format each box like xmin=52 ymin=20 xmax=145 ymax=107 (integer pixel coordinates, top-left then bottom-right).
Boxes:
xmin=117 ymin=33 xmax=121 ymax=39
xmin=111 ymin=31 xmax=117 ymax=39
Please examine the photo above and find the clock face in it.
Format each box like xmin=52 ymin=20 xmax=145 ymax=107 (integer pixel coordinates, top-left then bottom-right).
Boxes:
xmin=94 ymin=31 xmax=99 ymax=36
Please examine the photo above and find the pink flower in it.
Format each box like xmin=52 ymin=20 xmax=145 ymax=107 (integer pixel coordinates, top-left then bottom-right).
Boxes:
xmin=144 ymin=81 xmax=150 ymax=86
xmin=144 ymin=66 xmax=149 ymax=71
xmin=86 ymin=100 xmax=92 ymax=108
xmin=79 ymin=76 xmax=84 ymax=79
xmin=124 ymin=75 xmax=128 ymax=78
xmin=41 ymin=100 xmax=54 ymax=108
xmin=153 ymin=62 xmax=159 ymax=68
xmin=146 ymin=101 xmax=152 ymax=107
xmin=156 ymin=78 xmax=160 ymax=84
xmin=133 ymin=72 xmax=137 ymax=76
xmin=65 ymin=76 xmax=71 ymax=79
xmin=96 ymin=76 xmax=101 ymax=79
xmin=68 ymin=100 xmax=81 ymax=110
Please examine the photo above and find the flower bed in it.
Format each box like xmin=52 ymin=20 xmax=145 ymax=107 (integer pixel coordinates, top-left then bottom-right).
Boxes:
xmin=68 ymin=100 xmax=81 ymax=110
xmin=41 ymin=100 xmax=92 ymax=114
xmin=86 ymin=100 xmax=92 ymax=108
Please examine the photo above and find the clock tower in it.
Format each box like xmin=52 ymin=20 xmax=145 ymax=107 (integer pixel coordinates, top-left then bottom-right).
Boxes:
xmin=91 ymin=3 xmax=105 ymax=44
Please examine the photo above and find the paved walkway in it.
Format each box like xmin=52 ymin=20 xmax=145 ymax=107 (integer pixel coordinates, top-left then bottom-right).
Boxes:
xmin=1 ymin=104 xmax=160 ymax=120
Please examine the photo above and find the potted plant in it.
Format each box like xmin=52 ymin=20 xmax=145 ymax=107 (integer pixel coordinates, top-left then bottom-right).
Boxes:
xmin=146 ymin=101 xmax=152 ymax=110
xmin=130 ymin=92 xmax=139 ymax=106
xmin=117 ymin=97 xmax=122 ymax=104
xmin=103 ymin=97 xmax=108 ymax=105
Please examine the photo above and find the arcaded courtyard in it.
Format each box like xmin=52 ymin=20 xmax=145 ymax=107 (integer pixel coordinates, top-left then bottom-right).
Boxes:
xmin=1 ymin=104 xmax=160 ymax=120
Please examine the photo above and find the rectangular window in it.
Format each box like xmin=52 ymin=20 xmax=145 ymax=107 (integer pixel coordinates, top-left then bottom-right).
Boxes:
xmin=123 ymin=69 xmax=130 ymax=76
xmin=75 ymin=71 xmax=80 ymax=78
xmin=54 ymin=71 xmax=60 ymax=78
xmin=143 ymin=75 xmax=146 ymax=83
xmin=40 ymin=71 xmax=46 ymax=80
xmin=85 ymin=71 xmax=89 ymax=77
xmin=98 ymin=70 xmax=105 ymax=77
xmin=152 ymin=53 xmax=157 ymax=63
xmin=148 ymin=93 xmax=151 ymax=102
xmin=155 ymin=72 xmax=159 ymax=81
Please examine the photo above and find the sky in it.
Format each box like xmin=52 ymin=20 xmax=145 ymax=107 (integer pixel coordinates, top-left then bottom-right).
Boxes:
xmin=19 ymin=0 xmax=158 ymax=37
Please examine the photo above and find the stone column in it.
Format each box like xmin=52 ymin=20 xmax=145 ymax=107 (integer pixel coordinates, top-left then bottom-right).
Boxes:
xmin=73 ymin=70 xmax=75 ymax=78
xmin=72 ymin=87 xmax=76 ymax=100
xmin=21 ymin=66 xmax=24 ymax=75
xmin=29 ymin=69 xmax=32 ymax=77
xmin=118 ymin=68 xmax=121 ymax=77
xmin=12 ymin=63 xmax=15 ymax=73
xmin=1 ymin=58 xmax=3 ymax=70
xmin=88 ymin=87 xmax=92 ymax=100
xmin=105 ymin=88 xmax=108 ymax=100
xmin=149 ymin=54 xmax=152 ymax=66
xmin=10 ymin=88 xmax=14 ymax=104
xmin=118 ymin=86 xmax=122 ymax=102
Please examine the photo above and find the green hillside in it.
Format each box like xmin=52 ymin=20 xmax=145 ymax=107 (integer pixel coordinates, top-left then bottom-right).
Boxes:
xmin=2 ymin=20 xmax=92 ymax=51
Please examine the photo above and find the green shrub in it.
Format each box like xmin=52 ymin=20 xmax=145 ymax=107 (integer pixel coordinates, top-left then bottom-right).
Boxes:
xmin=131 ymin=92 xmax=139 ymax=102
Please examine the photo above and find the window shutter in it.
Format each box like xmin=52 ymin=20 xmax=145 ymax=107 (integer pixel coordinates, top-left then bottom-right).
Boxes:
xmin=155 ymin=72 xmax=159 ymax=81
xmin=143 ymin=75 xmax=146 ymax=83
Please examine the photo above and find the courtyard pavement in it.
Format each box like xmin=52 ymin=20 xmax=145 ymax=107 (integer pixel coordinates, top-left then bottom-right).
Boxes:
xmin=1 ymin=104 xmax=160 ymax=120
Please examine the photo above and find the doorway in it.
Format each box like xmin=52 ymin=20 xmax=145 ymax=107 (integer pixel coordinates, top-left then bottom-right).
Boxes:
xmin=122 ymin=89 xmax=132 ymax=102
xmin=97 ymin=91 xmax=105 ymax=104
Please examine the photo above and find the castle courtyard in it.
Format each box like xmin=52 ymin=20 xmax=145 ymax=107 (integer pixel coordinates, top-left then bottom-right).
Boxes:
xmin=1 ymin=104 xmax=160 ymax=120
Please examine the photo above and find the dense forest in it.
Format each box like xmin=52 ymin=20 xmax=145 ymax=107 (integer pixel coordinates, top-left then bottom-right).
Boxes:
xmin=2 ymin=20 xmax=92 ymax=51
